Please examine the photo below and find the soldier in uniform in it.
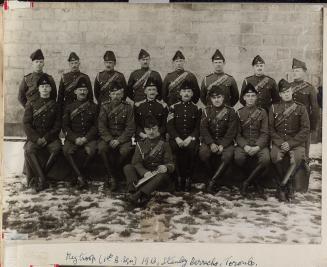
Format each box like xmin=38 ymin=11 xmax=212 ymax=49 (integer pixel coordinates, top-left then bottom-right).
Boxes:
xmin=23 ymin=74 xmax=62 ymax=191
xmin=98 ymin=81 xmax=135 ymax=191
xmin=123 ymin=115 xmax=175 ymax=206
xmin=18 ymin=49 xmax=57 ymax=108
xmin=269 ymin=79 xmax=310 ymax=201
xmin=234 ymin=83 xmax=270 ymax=197
xmin=162 ymin=50 xmax=200 ymax=106
xmin=199 ymin=85 xmax=238 ymax=193
xmin=62 ymin=77 xmax=98 ymax=189
xmin=57 ymin=52 xmax=93 ymax=109
xmin=167 ymin=79 xmax=202 ymax=191
xmin=134 ymin=77 xmax=168 ymax=141
xmin=94 ymin=50 xmax=127 ymax=105
xmin=240 ymin=55 xmax=279 ymax=112
xmin=290 ymin=58 xmax=319 ymax=160
xmin=127 ymin=49 xmax=163 ymax=102
xmin=200 ymin=49 xmax=239 ymax=107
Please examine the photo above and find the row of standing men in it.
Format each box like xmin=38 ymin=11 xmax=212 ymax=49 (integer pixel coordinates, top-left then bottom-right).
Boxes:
xmin=19 ymin=48 xmax=318 ymax=205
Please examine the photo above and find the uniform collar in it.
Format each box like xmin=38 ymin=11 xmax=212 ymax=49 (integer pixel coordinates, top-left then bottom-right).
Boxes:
xmin=293 ymin=78 xmax=304 ymax=83
xmin=176 ymin=69 xmax=185 ymax=74
xmin=245 ymin=104 xmax=256 ymax=110
xmin=141 ymin=67 xmax=150 ymax=71
xmin=214 ymin=71 xmax=224 ymax=75
xmin=181 ymin=100 xmax=191 ymax=105
xmin=146 ymin=98 xmax=156 ymax=103
xmin=212 ymin=104 xmax=225 ymax=110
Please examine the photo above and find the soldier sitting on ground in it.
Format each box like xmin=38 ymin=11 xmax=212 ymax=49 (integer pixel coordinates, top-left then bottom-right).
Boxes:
xmin=62 ymin=77 xmax=98 ymax=189
xmin=98 ymin=80 xmax=135 ymax=191
xmin=269 ymin=79 xmax=310 ymax=202
xmin=199 ymin=84 xmax=238 ymax=194
xmin=234 ymin=83 xmax=270 ymax=198
xmin=23 ymin=74 xmax=62 ymax=192
xmin=167 ymin=78 xmax=202 ymax=191
xmin=123 ymin=115 xmax=175 ymax=207
xmin=134 ymin=76 xmax=168 ymax=141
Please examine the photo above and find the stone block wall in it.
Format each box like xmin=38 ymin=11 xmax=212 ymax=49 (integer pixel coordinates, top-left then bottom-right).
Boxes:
xmin=3 ymin=3 xmax=323 ymax=136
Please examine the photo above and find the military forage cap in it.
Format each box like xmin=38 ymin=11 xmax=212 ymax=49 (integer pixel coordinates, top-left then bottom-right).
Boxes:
xmin=180 ymin=78 xmax=194 ymax=92
xmin=172 ymin=50 xmax=185 ymax=61
xmin=144 ymin=76 xmax=158 ymax=88
xmin=68 ymin=52 xmax=80 ymax=62
xmin=252 ymin=55 xmax=265 ymax=66
xmin=209 ymin=84 xmax=226 ymax=97
xmin=76 ymin=77 xmax=88 ymax=89
xmin=144 ymin=114 xmax=159 ymax=128
xmin=211 ymin=49 xmax=225 ymax=62
xmin=104 ymin=50 xmax=116 ymax=62
xmin=30 ymin=49 xmax=44 ymax=61
xmin=278 ymin=78 xmax=291 ymax=93
xmin=242 ymin=83 xmax=258 ymax=96
xmin=37 ymin=74 xmax=50 ymax=87
xmin=138 ymin=49 xmax=150 ymax=60
xmin=109 ymin=80 xmax=123 ymax=92
xmin=292 ymin=58 xmax=307 ymax=71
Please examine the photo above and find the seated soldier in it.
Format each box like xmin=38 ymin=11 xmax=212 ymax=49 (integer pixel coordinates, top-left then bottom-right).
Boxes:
xmin=134 ymin=76 xmax=168 ymax=141
xmin=234 ymin=83 xmax=270 ymax=198
xmin=199 ymin=84 xmax=238 ymax=194
xmin=98 ymin=80 xmax=135 ymax=191
xmin=123 ymin=115 xmax=175 ymax=207
xmin=269 ymin=79 xmax=310 ymax=202
xmin=23 ymin=74 xmax=61 ymax=191
xmin=62 ymin=77 xmax=98 ymax=189
xmin=167 ymin=79 xmax=202 ymax=191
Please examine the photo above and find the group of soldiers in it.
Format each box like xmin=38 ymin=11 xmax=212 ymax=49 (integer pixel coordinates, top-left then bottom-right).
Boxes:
xmin=19 ymin=47 xmax=319 ymax=206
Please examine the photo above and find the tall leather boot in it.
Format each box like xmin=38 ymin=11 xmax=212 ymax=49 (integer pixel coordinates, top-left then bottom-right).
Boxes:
xmin=100 ymin=152 xmax=116 ymax=191
xmin=27 ymin=153 xmax=48 ymax=191
xmin=207 ymin=162 xmax=227 ymax=194
xmin=241 ymin=164 xmax=265 ymax=197
xmin=66 ymin=154 xmax=87 ymax=189
xmin=44 ymin=152 xmax=59 ymax=174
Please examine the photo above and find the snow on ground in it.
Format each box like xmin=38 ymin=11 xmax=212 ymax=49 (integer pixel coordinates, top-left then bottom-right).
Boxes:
xmin=2 ymin=142 xmax=322 ymax=243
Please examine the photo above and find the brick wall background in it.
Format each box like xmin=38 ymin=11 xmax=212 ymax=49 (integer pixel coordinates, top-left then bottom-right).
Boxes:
xmin=3 ymin=3 xmax=323 ymax=136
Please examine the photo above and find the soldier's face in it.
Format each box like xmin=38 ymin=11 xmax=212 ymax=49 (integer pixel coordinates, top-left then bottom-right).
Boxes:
xmin=180 ymin=89 xmax=193 ymax=102
xmin=144 ymin=125 xmax=160 ymax=139
xmin=32 ymin=60 xmax=44 ymax=72
xmin=243 ymin=92 xmax=257 ymax=106
xmin=280 ymin=88 xmax=293 ymax=101
xmin=104 ymin=61 xmax=116 ymax=71
xmin=110 ymin=89 xmax=124 ymax=103
xmin=69 ymin=60 xmax=80 ymax=72
xmin=38 ymin=84 xmax=51 ymax=98
xmin=254 ymin=63 xmax=265 ymax=76
xmin=211 ymin=95 xmax=224 ymax=107
xmin=74 ymin=87 xmax=88 ymax=101
xmin=145 ymin=86 xmax=158 ymax=100
xmin=174 ymin=59 xmax=185 ymax=71
xmin=139 ymin=57 xmax=150 ymax=68
xmin=212 ymin=60 xmax=225 ymax=72
xmin=293 ymin=68 xmax=305 ymax=80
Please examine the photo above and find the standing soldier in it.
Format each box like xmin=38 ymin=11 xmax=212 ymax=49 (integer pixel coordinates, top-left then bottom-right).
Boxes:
xmin=123 ymin=115 xmax=175 ymax=206
xmin=269 ymin=79 xmax=310 ymax=201
xmin=57 ymin=52 xmax=93 ymax=108
xmin=200 ymin=49 xmax=239 ymax=107
xmin=23 ymin=74 xmax=62 ymax=191
xmin=290 ymin=58 xmax=319 ymax=161
xmin=18 ymin=49 xmax=57 ymax=108
xmin=199 ymin=85 xmax=238 ymax=193
xmin=127 ymin=49 xmax=162 ymax=102
xmin=134 ymin=77 xmax=168 ymax=141
xmin=98 ymin=81 xmax=135 ymax=191
xmin=62 ymin=77 xmax=98 ymax=189
xmin=240 ymin=55 xmax=279 ymax=112
xmin=167 ymin=79 xmax=202 ymax=191
xmin=94 ymin=50 xmax=127 ymax=105
xmin=162 ymin=50 xmax=200 ymax=106
xmin=234 ymin=83 xmax=270 ymax=197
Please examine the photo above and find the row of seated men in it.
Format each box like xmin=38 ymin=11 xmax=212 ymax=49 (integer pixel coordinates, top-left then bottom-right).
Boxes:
xmin=22 ymin=66 xmax=310 ymax=206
